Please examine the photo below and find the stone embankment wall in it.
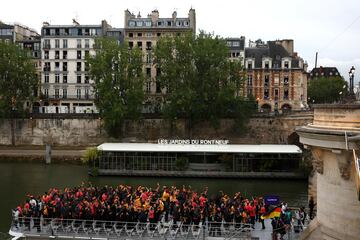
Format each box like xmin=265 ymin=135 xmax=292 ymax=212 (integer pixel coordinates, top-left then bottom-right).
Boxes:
xmin=0 ymin=112 xmax=313 ymax=146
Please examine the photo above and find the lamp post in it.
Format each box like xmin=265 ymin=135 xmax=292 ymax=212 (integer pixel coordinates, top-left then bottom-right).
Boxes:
xmin=349 ymin=66 xmax=355 ymax=95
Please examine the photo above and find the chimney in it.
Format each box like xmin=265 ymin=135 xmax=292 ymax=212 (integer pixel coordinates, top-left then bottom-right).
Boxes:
xmin=151 ymin=9 xmax=159 ymax=23
xmin=188 ymin=8 xmax=196 ymax=34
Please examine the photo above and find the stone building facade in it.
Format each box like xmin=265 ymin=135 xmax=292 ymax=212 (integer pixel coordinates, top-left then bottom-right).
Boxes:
xmin=123 ymin=9 xmax=196 ymax=111
xmin=40 ymin=20 xmax=123 ymax=113
xmin=244 ymin=39 xmax=308 ymax=112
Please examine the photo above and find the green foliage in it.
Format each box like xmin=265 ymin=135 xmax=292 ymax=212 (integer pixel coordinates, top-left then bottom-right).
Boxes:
xmin=154 ymin=31 xmax=255 ymax=131
xmin=87 ymin=37 xmax=144 ymax=137
xmin=308 ymin=76 xmax=348 ymax=104
xmin=81 ymin=147 xmax=100 ymax=166
xmin=175 ymin=157 xmax=188 ymax=171
xmin=298 ymin=149 xmax=313 ymax=176
xmin=0 ymin=41 xmax=37 ymax=117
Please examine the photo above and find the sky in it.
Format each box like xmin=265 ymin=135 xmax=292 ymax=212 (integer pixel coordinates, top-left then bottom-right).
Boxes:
xmin=1 ymin=0 xmax=360 ymax=84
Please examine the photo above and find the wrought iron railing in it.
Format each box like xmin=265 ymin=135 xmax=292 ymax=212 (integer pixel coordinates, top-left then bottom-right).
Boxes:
xmin=10 ymin=216 xmax=254 ymax=239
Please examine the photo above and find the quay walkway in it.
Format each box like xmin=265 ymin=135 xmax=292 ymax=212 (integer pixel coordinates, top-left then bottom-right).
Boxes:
xmin=9 ymin=216 xmax=306 ymax=240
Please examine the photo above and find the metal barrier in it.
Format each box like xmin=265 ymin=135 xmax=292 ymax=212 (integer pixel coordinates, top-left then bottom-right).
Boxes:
xmin=10 ymin=216 xmax=254 ymax=240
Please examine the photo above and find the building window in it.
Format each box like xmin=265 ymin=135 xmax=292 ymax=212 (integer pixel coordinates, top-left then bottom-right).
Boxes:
xmin=62 ymin=89 xmax=67 ymax=99
xmin=146 ymin=41 xmax=152 ymax=50
xmin=85 ymin=88 xmax=90 ymax=99
xmin=284 ymin=89 xmax=289 ymax=100
xmin=167 ymin=21 xmax=172 ymax=26
xmin=128 ymin=41 xmax=133 ymax=49
xmin=284 ymin=76 xmax=289 ymax=86
xmin=265 ymin=61 xmax=269 ymax=69
xmin=157 ymin=21 xmax=163 ymax=26
xmin=77 ymin=39 xmax=82 ymax=48
xmin=146 ymin=53 xmax=152 ymax=64
xmin=77 ymin=89 xmax=81 ymax=99
xmin=137 ymin=41 xmax=142 ymax=49
xmin=137 ymin=32 xmax=142 ymax=37
xmin=145 ymin=21 xmax=151 ymax=27
xmin=77 ymin=62 xmax=81 ymax=71
xmin=247 ymin=75 xmax=253 ymax=86
xmin=55 ymin=62 xmax=60 ymax=71
xmin=44 ymin=51 xmax=49 ymax=59
xmin=44 ymin=39 xmax=51 ymax=49
xmin=176 ymin=21 xmax=181 ymax=27
xmin=264 ymin=89 xmax=269 ymax=100
xmin=85 ymin=39 xmax=89 ymax=48
xmin=44 ymin=62 xmax=51 ymax=71
xmin=264 ymin=75 xmax=270 ymax=87
xmin=55 ymin=89 xmax=59 ymax=98
xmin=156 ymin=81 xmax=161 ymax=93
xmin=85 ymin=50 xmax=89 ymax=59
xmin=233 ymin=41 xmax=240 ymax=47
xmin=63 ymin=39 xmax=68 ymax=48
xmin=284 ymin=61 xmax=289 ymax=69
xmin=44 ymin=89 xmax=49 ymax=98
xmin=55 ymin=74 xmax=60 ymax=83
xmin=85 ymin=75 xmax=89 ymax=84
xmin=128 ymin=32 xmax=133 ymax=38
xmin=274 ymin=89 xmax=279 ymax=100
xmin=77 ymin=50 xmax=82 ymax=59
xmin=63 ymin=50 xmax=67 ymax=59
xmin=184 ymin=21 xmax=189 ymax=26
xmin=247 ymin=88 xmax=252 ymax=97
xmin=44 ymin=74 xmax=49 ymax=83
xmin=55 ymin=51 xmax=59 ymax=59
xmin=55 ymin=39 xmax=60 ymax=48
xmin=146 ymin=68 xmax=151 ymax=77
xmin=157 ymin=33 xmax=161 ymax=37
xmin=77 ymin=74 xmax=82 ymax=83
xmin=63 ymin=74 xmax=67 ymax=83
xmin=63 ymin=62 xmax=67 ymax=71
xmin=146 ymin=80 xmax=151 ymax=94
xmin=247 ymin=61 xmax=252 ymax=69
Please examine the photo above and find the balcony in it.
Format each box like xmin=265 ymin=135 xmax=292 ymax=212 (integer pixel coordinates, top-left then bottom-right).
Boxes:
xmin=41 ymin=94 xmax=95 ymax=100
xmin=43 ymin=44 xmax=51 ymax=49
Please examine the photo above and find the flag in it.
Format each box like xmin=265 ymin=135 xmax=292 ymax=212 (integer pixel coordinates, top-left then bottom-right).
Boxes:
xmin=261 ymin=207 xmax=281 ymax=219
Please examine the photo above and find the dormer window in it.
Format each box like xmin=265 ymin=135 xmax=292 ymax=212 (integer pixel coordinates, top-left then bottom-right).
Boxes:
xmin=129 ymin=21 xmax=135 ymax=27
xmin=284 ymin=61 xmax=289 ymax=69
xmin=247 ymin=62 xmax=252 ymax=69
xmin=184 ymin=21 xmax=189 ymax=26
xmin=136 ymin=21 xmax=143 ymax=27
xmin=265 ymin=61 xmax=269 ymax=69
xmin=145 ymin=21 xmax=151 ymax=27
xmin=157 ymin=21 xmax=163 ymax=26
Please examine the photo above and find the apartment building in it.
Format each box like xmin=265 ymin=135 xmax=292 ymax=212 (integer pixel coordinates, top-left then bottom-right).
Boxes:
xmin=244 ymin=39 xmax=308 ymax=112
xmin=124 ymin=9 xmax=195 ymax=111
xmin=40 ymin=20 xmax=123 ymax=113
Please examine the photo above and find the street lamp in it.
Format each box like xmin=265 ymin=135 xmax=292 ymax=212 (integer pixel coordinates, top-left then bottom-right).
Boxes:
xmin=349 ymin=66 xmax=355 ymax=95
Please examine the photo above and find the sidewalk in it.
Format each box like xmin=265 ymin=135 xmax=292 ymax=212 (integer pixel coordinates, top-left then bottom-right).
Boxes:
xmin=0 ymin=145 xmax=86 ymax=162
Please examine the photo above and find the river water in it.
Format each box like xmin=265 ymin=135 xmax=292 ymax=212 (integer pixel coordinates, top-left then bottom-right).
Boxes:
xmin=0 ymin=162 xmax=308 ymax=236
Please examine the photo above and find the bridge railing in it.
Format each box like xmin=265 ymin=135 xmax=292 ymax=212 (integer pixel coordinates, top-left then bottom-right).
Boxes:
xmin=10 ymin=216 xmax=254 ymax=239
xmin=354 ymin=150 xmax=360 ymax=201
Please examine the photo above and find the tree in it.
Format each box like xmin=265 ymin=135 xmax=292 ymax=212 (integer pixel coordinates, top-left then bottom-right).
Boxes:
xmin=87 ymin=37 xmax=144 ymax=137
xmin=0 ymin=41 xmax=37 ymax=145
xmin=154 ymin=31 xmax=255 ymax=135
xmin=308 ymin=76 xmax=348 ymax=104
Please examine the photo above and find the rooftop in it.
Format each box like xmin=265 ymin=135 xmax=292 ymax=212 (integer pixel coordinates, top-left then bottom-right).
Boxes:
xmin=97 ymin=143 xmax=302 ymax=154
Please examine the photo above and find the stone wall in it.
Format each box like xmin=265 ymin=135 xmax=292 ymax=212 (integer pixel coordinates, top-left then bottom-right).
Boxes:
xmin=0 ymin=112 xmax=313 ymax=146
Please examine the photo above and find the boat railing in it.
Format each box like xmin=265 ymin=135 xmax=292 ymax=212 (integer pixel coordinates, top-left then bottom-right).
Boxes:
xmin=10 ymin=216 xmax=254 ymax=239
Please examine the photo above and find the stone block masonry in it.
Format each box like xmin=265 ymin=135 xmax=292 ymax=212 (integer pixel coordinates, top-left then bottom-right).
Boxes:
xmin=0 ymin=112 xmax=312 ymax=146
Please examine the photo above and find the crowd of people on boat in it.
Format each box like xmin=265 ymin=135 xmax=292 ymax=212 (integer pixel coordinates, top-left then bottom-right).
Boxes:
xmin=13 ymin=183 xmax=268 ymax=229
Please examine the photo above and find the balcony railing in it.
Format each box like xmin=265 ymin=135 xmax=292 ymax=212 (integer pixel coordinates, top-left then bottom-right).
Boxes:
xmin=41 ymin=95 xmax=95 ymax=100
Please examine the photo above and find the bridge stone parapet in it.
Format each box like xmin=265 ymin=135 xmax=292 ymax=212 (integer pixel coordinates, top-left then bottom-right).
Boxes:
xmin=297 ymin=104 xmax=360 ymax=240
